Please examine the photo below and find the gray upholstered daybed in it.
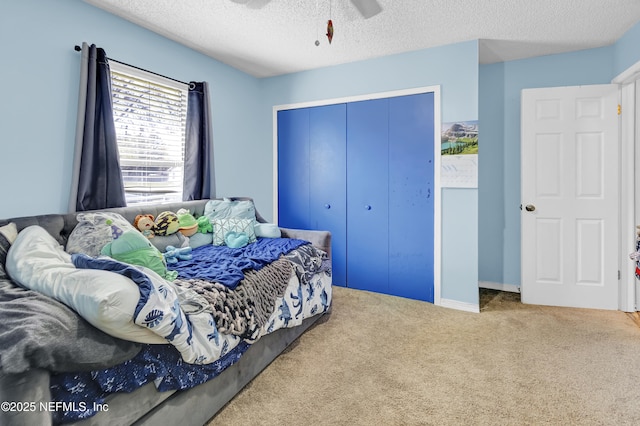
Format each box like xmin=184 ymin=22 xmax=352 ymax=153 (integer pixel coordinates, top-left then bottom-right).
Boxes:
xmin=0 ymin=198 xmax=332 ymax=425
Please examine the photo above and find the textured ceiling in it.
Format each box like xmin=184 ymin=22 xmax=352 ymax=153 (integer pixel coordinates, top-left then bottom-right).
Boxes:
xmin=84 ymin=0 xmax=640 ymax=78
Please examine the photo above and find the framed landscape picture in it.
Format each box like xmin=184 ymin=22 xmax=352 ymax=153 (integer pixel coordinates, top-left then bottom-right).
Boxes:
xmin=441 ymin=120 xmax=478 ymax=188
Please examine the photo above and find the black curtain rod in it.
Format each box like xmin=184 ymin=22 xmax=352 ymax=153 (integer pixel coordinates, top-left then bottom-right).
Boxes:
xmin=74 ymin=45 xmax=190 ymax=87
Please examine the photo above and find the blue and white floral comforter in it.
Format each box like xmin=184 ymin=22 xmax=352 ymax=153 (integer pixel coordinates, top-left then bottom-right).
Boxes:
xmin=73 ymin=254 xmax=234 ymax=365
xmin=52 ymin=260 xmax=332 ymax=423
xmin=72 ymin=240 xmax=332 ymax=365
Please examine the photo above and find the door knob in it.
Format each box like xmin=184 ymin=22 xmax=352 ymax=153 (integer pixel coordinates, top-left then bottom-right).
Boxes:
xmin=324 ymin=204 xmax=331 ymax=209
xmin=525 ymin=204 xmax=536 ymax=212
xmin=365 ymin=205 xmax=372 ymax=210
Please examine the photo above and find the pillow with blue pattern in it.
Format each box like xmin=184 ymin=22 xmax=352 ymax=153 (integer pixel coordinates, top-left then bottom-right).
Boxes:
xmin=212 ymin=218 xmax=256 ymax=246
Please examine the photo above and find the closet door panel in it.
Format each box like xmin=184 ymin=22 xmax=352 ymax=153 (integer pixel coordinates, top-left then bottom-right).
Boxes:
xmin=277 ymin=108 xmax=310 ymax=230
xmin=346 ymin=99 xmax=389 ymax=294
xmin=388 ymin=93 xmax=435 ymax=302
xmin=309 ymin=104 xmax=347 ymax=286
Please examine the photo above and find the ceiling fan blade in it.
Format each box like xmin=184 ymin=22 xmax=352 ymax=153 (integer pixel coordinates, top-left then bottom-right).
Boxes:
xmin=229 ymin=0 xmax=271 ymax=8
xmin=350 ymin=0 xmax=382 ymax=19
xmin=246 ymin=0 xmax=273 ymax=9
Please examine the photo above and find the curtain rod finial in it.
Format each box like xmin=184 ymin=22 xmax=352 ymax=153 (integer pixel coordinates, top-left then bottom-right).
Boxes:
xmin=74 ymin=45 xmax=81 ymax=52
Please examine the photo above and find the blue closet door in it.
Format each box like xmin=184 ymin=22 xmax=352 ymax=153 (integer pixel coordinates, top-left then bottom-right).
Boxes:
xmin=278 ymin=92 xmax=435 ymax=302
xmin=388 ymin=93 xmax=435 ymax=302
xmin=309 ymin=104 xmax=347 ymax=286
xmin=346 ymin=99 xmax=390 ymax=295
xmin=278 ymin=105 xmax=347 ymax=287
xmin=277 ymin=108 xmax=310 ymax=230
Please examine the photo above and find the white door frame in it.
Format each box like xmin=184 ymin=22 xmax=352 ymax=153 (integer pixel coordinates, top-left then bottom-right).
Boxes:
xmin=613 ymin=60 xmax=640 ymax=312
xmin=272 ymin=86 xmax=443 ymax=305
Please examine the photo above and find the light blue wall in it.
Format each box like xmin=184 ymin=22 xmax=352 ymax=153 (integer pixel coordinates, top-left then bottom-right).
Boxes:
xmin=441 ymin=188 xmax=478 ymax=302
xmin=0 ymin=0 xmax=265 ymax=219
xmin=478 ymin=62 xmax=505 ymax=285
xmin=614 ymin=21 xmax=640 ymax=77
xmin=261 ymin=41 xmax=478 ymax=122
xmin=261 ymin=41 xmax=480 ymax=305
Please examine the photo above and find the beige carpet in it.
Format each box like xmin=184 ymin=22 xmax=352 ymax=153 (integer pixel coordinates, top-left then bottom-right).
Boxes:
xmin=207 ymin=287 xmax=640 ymax=425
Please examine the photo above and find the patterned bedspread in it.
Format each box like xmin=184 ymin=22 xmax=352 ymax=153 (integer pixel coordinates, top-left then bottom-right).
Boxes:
xmin=50 ymin=342 xmax=249 ymax=424
xmin=174 ymin=258 xmax=293 ymax=341
xmin=73 ymin=254 xmax=236 ymax=365
xmin=53 ymin=244 xmax=333 ymax=424
xmin=173 ymin=244 xmax=329 ymax=342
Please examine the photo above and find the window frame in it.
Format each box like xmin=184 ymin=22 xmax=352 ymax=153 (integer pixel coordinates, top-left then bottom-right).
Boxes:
xmin=109 ymin=61 xmax=189 ymax=206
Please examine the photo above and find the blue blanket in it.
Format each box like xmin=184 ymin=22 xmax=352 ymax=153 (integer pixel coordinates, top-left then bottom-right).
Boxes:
xmin=168 ymin=237 xmax=309 ymax=289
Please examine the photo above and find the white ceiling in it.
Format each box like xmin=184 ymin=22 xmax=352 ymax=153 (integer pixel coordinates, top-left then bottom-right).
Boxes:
xmin=84 ymin=0 xmax=640 ymax=78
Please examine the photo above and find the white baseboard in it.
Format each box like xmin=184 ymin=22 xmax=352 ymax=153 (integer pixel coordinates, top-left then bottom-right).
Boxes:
xmin=439 ymin=298 xmax=480 ymax=313
xmin=479 ymin=281 xmax=520 ymax=293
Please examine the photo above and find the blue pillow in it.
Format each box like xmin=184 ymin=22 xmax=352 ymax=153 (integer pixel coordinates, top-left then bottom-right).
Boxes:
xmin=204 ymin=199 xmax=256 ymax=221
xmin=254 ymin=223 xmax=281 ymax=238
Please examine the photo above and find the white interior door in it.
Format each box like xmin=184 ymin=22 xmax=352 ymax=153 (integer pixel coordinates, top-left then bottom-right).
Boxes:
xmin=521 ymin=84 xmax=619 ymax=310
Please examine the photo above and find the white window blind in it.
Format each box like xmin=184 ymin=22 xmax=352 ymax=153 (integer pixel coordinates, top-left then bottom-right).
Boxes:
xmin=109 ymin=62 xmax=188 ymax=205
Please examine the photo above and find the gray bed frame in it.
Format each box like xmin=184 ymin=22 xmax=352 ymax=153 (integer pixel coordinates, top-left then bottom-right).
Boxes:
xmin=0 ymin=198 xmax=332 ymax=426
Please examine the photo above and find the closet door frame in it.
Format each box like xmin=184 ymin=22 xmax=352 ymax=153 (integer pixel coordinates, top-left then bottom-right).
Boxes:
xmin=273 ymin=86 xmax=443 ymax=305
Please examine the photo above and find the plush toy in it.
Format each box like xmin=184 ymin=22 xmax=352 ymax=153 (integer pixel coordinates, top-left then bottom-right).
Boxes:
xmin=154 ymin=211 xmax=180 ymax=236
xmin=101 ymin=223 xmax=177 ymax=281
xmin=224 ymin=231 xmax=249 ymax=249
xmin=163 ymin=245 xmax=192 ymax=264
xmin=196 ymin=215 xmax=213 ymax=234
xmin=176 ymin=209 xmax=198 ymax=237
xmin=134 ymin=214 xmax=155 ymax=239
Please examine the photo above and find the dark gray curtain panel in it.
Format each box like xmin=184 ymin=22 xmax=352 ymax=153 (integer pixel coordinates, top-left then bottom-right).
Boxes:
xmin=183 ymin=81 xmax=214 ymax=201
xmin=69 ymin=42 xmax=126 ymax=212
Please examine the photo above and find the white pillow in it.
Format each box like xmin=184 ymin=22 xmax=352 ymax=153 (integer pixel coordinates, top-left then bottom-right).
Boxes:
xmin=7 ymin=226 xmax=166 ymax=344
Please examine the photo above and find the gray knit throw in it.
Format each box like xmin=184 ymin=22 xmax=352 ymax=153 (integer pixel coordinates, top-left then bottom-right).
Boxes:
xmin=174 ymin=257 xmax=292 ymax=341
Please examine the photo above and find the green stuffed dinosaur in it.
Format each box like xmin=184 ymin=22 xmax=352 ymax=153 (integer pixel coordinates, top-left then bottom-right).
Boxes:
xmin=196 ymin=215 xmax=213 ymax=233
xmin=101 ymin=221 xmax=178 ymax=281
